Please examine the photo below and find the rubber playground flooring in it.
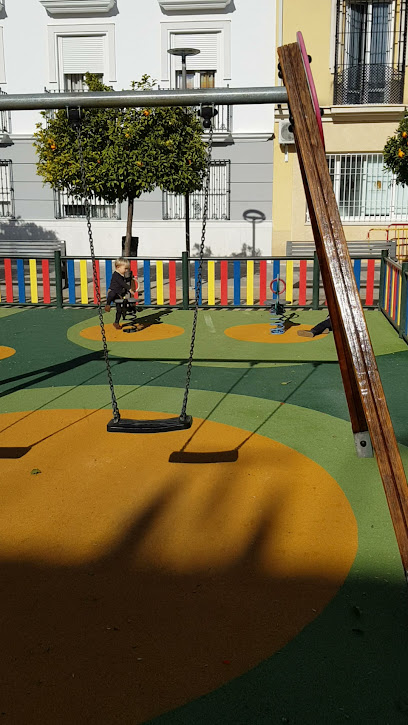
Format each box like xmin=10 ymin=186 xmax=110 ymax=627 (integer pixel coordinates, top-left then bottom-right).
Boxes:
xmin=1 ymin=306 xmax=408 ymax=724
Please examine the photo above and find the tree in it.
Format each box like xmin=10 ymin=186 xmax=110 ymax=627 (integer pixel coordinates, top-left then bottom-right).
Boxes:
xmin=33 ymin=73 xmax=208 ymax=256
xmin=383 ymin=113 xmax=408 ymax=186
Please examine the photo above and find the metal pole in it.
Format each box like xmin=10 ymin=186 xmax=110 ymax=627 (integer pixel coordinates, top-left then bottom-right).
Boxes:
xmin=0 ymin=87 xmax=288 ymax=112
xmin=181 ymin=55 xmax=190 ymax=257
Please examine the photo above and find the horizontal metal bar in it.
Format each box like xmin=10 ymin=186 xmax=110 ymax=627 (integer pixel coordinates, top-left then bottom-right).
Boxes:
xmin=0 ymin=86 xmax=288 ymax=112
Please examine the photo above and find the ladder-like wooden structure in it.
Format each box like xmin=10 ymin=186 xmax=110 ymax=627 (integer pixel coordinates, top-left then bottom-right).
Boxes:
xmin=278 ymin=41 xmax=408 ymax=580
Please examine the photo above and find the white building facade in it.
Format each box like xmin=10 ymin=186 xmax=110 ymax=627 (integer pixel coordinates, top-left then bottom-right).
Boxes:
xmin=0 ymin=0 xmax=275 ymax=258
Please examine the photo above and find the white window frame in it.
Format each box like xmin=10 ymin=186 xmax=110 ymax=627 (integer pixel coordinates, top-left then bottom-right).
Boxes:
xmin=0 ymin=161 xmax=14 ymax=218
xmin=307 ymin=153 xmax=408 ymax=224
xmin=0 ymin=27 xmax=6 ymax=85
xmin=47 ymin=24 xmax=116 ymax=89
xmin=160 ymin=20 xmax=231 ymax=88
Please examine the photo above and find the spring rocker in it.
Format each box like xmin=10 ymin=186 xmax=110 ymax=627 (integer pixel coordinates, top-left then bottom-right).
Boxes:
xmin=269 ymin=277 xmax=287 ymax=335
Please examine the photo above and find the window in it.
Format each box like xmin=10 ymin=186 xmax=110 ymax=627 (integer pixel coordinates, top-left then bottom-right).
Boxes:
xmin=334 ymin=0 xmax=407 ymax=104
xmin=325 ymin=153 xmax=408 ymax=222
xmin=176 ymin=70 xmax=216 ymax=89
xmin=169 ymin=32 xmax=219 ymax=89
xmin=55 ymin=190 xmax=119 ymax=220
xmin=47 ymin=25 xmax=116 ymax=89
xmin=0 ymin=161 xmax=14 ymax=218
xmin=58 ymin=35 xmax=105 ymax=91
xmin=163 ymin=160 xmax=230 ymax=220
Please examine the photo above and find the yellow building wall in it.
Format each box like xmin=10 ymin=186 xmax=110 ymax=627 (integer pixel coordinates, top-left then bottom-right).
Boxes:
xmin=272 ymin=0 xmax=408 ymax=256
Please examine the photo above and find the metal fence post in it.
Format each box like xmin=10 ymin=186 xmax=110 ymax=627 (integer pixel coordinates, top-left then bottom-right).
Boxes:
xmin=399 ymin=262 xmax=408 ymax=338
xmin=181 ymin=251 xmax=189 ymax=310
xmin=378 ymin=249 xmax=388 ymax=310
xmin=54 ymin=250 xmax=63 ymax=308
xmin=312 ymin=251 xmax=320 ymax=309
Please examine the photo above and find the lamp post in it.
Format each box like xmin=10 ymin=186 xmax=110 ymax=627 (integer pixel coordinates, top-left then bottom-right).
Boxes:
xmin=167 ymin=47 xmax=200 ymax=256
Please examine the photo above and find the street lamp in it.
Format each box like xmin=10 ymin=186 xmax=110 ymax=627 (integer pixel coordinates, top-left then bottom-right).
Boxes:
xmin=168 ymin=47 xmax=200 ymax=256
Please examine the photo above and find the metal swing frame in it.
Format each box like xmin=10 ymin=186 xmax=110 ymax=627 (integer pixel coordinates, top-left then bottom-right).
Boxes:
xmin=69 ymin=105 xmax=215 ymax=434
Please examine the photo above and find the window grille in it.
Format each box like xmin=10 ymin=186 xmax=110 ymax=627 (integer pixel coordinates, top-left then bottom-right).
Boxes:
xmin=307 ymin=154 xmax=408 ymax=222
xmin=162 ymin=160 xmax=230 ymax=220
xmin=334 ymin=0 xmax=408 ymax=104
xmin=55 ymin=190 xmax=119 ymax=219
xmin=0 ymin=161 xmax=14 ymax=217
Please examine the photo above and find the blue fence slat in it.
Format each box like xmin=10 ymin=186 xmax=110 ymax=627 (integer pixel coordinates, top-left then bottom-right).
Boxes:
xmin=67 ymin=259 xmax=76 ymax=304
xmin=144 ymin=260 xmax=151 ymax=305
xmin=233 ymin=260 xmax=240 ymax=305
xmin=353 ymin=259 xmax=361 ymax=292
xmin=272 ymin=259 xmax=281 ymax=300
xmin=17 ymin=259 xmax=25 ymax=303
xmin=194 ymin=260 xmax=202 ymax=305
xmin=105 ymin=259 xmax=112 ymax=294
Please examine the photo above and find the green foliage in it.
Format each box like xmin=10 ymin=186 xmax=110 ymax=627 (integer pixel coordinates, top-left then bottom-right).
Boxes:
xmin=383 ymin=113 xmax=408 ymax=186
xmin=33 ymin=73 xmax=208 ymax=203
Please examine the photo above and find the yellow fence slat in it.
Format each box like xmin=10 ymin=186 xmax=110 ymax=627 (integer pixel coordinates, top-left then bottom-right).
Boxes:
xmin=208 ymin=260 xmax=215 ymax=305
xmin=29 ymin=259 xmax=38 ymax=303
xmin=285 ymin=260 xmax=294 ymax=303
xmin=246 ymin=260 xmax=254 ymax=305
xmin=80 ymin=259 xmax=88 ymax=304
xmin=156 ymin=260 xmax=164 ymax=305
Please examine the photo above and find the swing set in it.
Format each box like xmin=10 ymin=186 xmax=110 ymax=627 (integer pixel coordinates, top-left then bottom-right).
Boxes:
xmin=2 ymin=33 xmax=408 ymax=579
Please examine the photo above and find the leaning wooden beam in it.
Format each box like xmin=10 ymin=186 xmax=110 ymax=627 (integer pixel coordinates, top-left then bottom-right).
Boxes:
xmin=278 ymin=41 xmax=408 ymax=579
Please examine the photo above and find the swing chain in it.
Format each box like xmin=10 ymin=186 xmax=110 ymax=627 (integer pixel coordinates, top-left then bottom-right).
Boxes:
xmin=180 ymin=122 xmax=213 ymax=421
xmin=74 ymin=120 xmax=121 ymax=423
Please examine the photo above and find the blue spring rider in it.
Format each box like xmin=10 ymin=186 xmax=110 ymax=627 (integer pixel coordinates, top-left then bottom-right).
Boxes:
xmin=269 ymin=277 xmax=287 ymax=335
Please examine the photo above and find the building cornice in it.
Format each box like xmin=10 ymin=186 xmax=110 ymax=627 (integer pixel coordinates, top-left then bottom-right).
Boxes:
xmin=158 ymin=0 xmax=231 ymax=10
xmin=329 ymin=104 xmax=407 ymax=123
xmin=40 ymin=0 xmax=116 ymax=15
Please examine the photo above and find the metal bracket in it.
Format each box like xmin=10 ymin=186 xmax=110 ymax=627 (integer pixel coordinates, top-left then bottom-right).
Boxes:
xmin=354 ymin=431 xmax=373 ymax=458
xmin=66 ymin=107 xmax=82 ymax=127
xmin=199 ymin=103 xmax=218 ymax=130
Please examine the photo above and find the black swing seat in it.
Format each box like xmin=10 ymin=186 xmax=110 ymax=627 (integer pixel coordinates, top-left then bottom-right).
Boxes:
xmin=107 ymin=415 xmax=193 ymax=434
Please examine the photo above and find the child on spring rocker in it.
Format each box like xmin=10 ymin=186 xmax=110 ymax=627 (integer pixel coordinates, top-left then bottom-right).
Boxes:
xmin=104 ymin=257 xmax=136 ymax=330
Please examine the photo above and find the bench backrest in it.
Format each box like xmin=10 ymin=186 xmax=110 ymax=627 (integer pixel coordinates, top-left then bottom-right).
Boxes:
xmin=286 ymin=239 xmax=397 ymax=259
xmin=0 ymin=240 xmax=66 ymax=258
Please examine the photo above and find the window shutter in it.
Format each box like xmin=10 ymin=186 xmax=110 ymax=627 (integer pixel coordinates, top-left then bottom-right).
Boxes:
xmin=171 ymin=33 xmax=219 ymax=70
xmin=61 ymin=35 xmax=105 ymax=74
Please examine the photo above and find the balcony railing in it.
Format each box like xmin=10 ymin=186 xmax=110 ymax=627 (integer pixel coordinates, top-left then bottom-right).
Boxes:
xmin=334 ymin=63 xmax=404 ymax=105
xmin=194 ymin=103 xmax=232 ymax=133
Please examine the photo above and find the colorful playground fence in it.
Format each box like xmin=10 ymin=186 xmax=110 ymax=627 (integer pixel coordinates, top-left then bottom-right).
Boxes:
xmin=380 ymin=252 xmax=408 ymax=343
xmin=0 ymin=249 xmax=391 ymax=313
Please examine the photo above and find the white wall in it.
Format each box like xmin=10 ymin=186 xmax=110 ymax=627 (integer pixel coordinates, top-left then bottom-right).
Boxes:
xmin=30 ymin=218 xmax=273 ymax=258
xmin=2 ymin=0 xmax=275 ymax=135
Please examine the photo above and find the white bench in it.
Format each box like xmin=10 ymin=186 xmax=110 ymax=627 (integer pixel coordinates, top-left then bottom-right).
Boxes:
xmin=0 ymin=240 xmax=66 ymax=258
xmin=286 ymin=239 xmax=396 ymax=259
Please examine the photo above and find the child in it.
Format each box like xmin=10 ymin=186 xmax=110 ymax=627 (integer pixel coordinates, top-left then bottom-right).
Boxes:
xmin=297 ymin=315 xmax=332 ymax=338
xmin=104 ymin=257 xmax=135 ymax=330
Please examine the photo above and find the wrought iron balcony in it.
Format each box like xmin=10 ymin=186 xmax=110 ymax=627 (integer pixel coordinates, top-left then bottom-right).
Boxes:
xmin=334 ymin=63 xmax=405 ymax=106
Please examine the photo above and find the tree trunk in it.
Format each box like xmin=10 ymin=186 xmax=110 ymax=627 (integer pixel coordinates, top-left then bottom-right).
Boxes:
xmin=124 ymin=196 xmax=134 ymax=257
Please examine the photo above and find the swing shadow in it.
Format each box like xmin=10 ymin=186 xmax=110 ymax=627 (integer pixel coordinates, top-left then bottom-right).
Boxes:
xmin=0 ymin=352 xmax=188 ymax=459
xmin=169 ymin=363 xmax=320 ymax=464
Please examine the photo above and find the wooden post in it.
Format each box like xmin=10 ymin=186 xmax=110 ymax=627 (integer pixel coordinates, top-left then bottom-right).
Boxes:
xmin=278 ymin=40 xmax=408 ymax=579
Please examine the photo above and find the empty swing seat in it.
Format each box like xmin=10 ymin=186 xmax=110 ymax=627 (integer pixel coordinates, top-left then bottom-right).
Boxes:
xmin=107 ymin=415 xmax=193 ymax=434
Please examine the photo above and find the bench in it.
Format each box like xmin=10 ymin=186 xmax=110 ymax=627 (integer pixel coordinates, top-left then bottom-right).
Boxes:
xmin=0 ymin=240 xmax=66 ymax=258
xmin=286 ymin=239 xmax=397 ymax=259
